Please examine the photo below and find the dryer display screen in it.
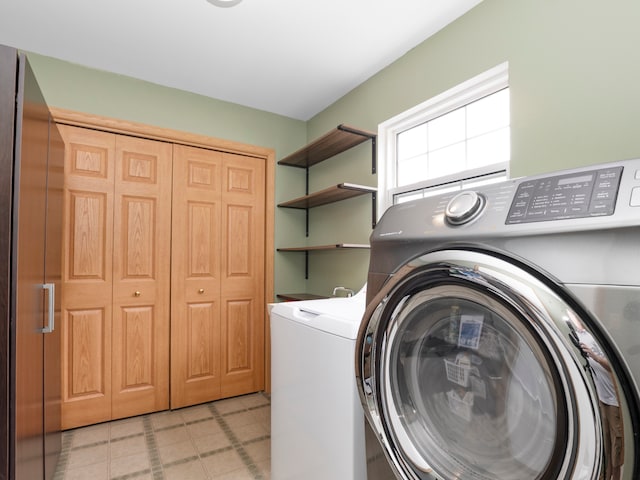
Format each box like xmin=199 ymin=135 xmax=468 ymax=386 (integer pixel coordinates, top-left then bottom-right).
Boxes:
xmin=506 ymin=166 xmax=623 ymax=224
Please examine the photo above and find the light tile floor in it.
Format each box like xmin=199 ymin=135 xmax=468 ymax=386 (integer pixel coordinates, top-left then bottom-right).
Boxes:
xmin=53 ymin=392 xmax=271 ymax=480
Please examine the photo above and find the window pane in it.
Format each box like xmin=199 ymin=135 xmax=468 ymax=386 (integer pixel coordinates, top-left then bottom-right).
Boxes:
xmin=395 ymin=191 xmax=424 ymax=204
xmin=428 ymin=108 xmax=465 ymax=151
xmin=381 ymin=64 xmax=510 ymax=208
xmin=462 ymin=172 xmax=508 ymax=190
xmin=423 ymin=184 xmax=460 ymax=198
xmin=467 ymin=128 xmax=510 ymax=168
xmin=429 ymin=142 xmax=466 ymax=179
xmin=467 ymin=89 xmax=510 ymax=138
xmin=398 ymin=123 xmax=428 ymax=160
xmin=398 ymin=153 xmax=429 ymax=187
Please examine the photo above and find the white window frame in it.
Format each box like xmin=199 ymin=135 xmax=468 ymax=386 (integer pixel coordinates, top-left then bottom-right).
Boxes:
xmin=377 ymin=62 xmax=510 ymax=215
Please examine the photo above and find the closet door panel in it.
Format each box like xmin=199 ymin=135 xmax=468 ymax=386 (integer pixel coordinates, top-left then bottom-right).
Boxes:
xmin=112 ymin=136 xmax=171 ymax=419
xmin=220 ymin=153 xmax=265 ymax=397
xmin=171 ymin=145 xmax=222 ymax=408
xmin=59 ymin=125 xmax=115 ymax=429
xmin=186 ymin=303 xmax=218 ymax=376
xmin=62 ymin=307 xmax=111 ymax=428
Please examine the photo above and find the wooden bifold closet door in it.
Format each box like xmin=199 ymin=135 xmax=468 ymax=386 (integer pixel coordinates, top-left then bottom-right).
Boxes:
xmin=170 ymin=144 xmax=265 ymax=408
xmin=59 ymin=124 xmax=266 ymax=428
xmin=59 ymin=125 xmax=171 ymax=429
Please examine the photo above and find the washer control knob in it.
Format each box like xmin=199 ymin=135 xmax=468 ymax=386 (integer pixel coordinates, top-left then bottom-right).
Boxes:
xmin=445 ymin=191 xmax=485 ymax=225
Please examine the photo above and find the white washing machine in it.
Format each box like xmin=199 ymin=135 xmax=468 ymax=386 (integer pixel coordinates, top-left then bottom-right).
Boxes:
xmin=270 ymin=288 xmax=367 ymax=480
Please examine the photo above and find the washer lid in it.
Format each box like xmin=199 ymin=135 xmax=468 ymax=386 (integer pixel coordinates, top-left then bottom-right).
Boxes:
xmin=270 ymin=293 xmax=365 ymax=339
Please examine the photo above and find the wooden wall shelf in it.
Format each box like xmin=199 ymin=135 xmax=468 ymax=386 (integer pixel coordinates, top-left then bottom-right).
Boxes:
xmin=278 ymin=183 xmax=377 ymax=209
xmin=277 ymin=244 xmax=370 ymax=252
xmin=278 ymin=124 xmax=376 ymax=171
xmin=277 ymin=244 xmax=370 ymax=282
xmin=276 ymin=293 xmax=329 ymax=301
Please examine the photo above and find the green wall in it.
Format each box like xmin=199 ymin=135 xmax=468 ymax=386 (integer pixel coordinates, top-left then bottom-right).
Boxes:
xmin=305 ymin=0 xmax=640 ymax=295
xmin=25 ymin=0 xmax=640 ymax=299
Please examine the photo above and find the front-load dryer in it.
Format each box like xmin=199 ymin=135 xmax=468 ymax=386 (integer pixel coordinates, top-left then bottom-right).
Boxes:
xmin=356 ymin=159 xmax=640 ymax=479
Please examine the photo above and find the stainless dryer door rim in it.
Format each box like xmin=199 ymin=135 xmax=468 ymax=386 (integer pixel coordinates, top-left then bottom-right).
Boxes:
xmin=356 ymin=248 xmax=635 ymax=480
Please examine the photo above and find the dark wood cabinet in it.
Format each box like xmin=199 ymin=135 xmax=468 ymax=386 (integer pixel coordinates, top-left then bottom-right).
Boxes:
xmin=0 ymin=45 xmax=62 ymax=480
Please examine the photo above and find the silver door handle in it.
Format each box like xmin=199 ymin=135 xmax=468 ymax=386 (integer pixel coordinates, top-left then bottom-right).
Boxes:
xmin=41 ymin=283 xmax=55 ymax=333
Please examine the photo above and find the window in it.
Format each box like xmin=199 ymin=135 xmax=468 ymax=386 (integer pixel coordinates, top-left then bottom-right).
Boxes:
xmin=378 ymin=63 xmax=510 ymax=212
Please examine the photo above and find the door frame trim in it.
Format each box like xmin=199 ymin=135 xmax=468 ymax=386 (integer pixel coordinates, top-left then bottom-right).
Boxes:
xmin=50 ymin=107 xmax=275 ymax=392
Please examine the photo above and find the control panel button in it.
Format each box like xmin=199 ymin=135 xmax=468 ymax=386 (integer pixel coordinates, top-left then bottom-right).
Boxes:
xmin=445 ymin=191 xmax=485 ymax=225
xmin=631 ymin=187 xmax=640 ymax=207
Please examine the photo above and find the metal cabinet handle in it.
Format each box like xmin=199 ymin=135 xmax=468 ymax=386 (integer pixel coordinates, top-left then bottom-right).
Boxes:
xmin=134 ymin=291 xmax=141 ymax=297
xmin=198 ymin=288 xmax=205 ymax=294
xmin=41 ymin=283 xmax=55 ymax=333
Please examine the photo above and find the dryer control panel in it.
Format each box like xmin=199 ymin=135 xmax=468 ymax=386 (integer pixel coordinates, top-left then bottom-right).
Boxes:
xmin=373 ymin=158 xmax=640 ymax=249
xmin=506 ymin=166 xmax=623 ymax=224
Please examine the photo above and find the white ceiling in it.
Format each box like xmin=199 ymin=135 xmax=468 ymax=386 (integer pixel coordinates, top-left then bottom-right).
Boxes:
xmin=0 ymin=0 xmax=482 ymax=120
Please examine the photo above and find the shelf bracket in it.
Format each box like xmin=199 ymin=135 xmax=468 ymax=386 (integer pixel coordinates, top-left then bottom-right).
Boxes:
xmin=305 ymin=165 xmax=310 ymax=195
xmin=371 ymin=192 xmax=377 ymax=229
xmin=305 ymin=251 xmax=309 ymax=279
xmin=371 ymin=136 xmax=377 ymax=174
xmin=305 ymin=167 xmax=310 ymax=237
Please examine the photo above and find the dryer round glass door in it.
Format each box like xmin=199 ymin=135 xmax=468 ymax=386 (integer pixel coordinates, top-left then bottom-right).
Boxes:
xmin=357 ymin=249 xmax=633 ymax=480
